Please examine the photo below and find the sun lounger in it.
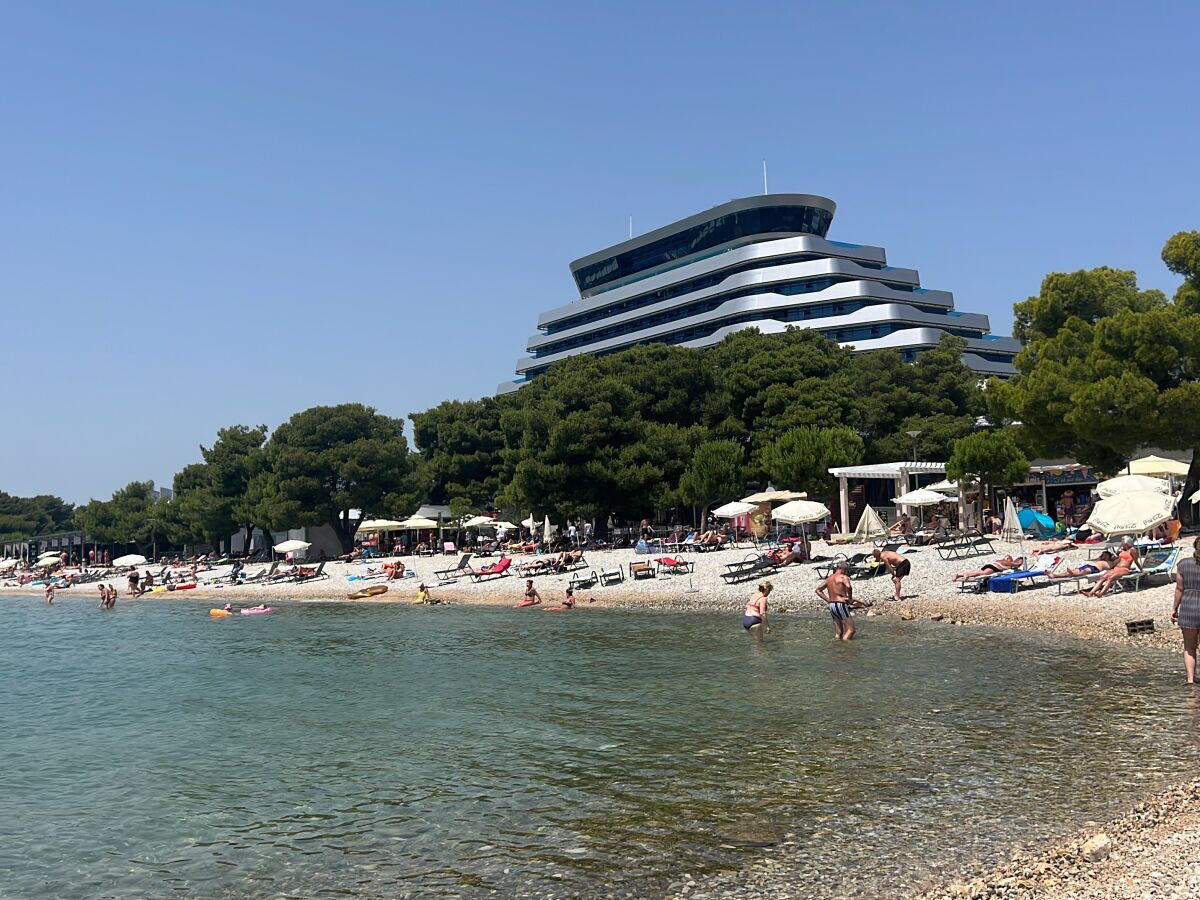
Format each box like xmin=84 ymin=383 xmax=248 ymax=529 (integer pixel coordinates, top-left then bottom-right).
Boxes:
xmin=721 ymin=554 xmax=778 ymax=584
xmin=470 ymin=557 xmax=512 ymax=582
xmin=814 ymin=553 xmax=868 ymax=579
xmin=1114 ymin=546 xmax=1179 ymax=592
xmin=599 ymin=565 xmax=624 ymax=586
xmin=293 ymin=561 xmax=328 ymax=583
xmin=936 ymin=531 xmax=996 ymax=560
xmin=653 ymin=556 xmax=694 ymax=575
xmin=629 ymin=560 xmax=656 ymax=580
xmin=986 ymin=555 xmax=1062 ymax=593
xmin=569 ymin=569 xmax=599 ymax=590
xmin=435 ymin=554 xmax=473 ymax=580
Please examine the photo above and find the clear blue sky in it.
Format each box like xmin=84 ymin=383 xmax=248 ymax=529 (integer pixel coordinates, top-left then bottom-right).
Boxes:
xmin=3 ymin=1 xmax=1197 ymax=503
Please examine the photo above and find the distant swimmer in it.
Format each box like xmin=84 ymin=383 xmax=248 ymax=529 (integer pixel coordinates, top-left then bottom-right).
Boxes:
xmin=515 ymin=580 xmax=542 ymax=608
xmin=742 ymin=581 xmax=772 ymax=640
xmin=44 ymin=582 xmax=55 ymax=605
xmin=544 ymin=587 xmax=576 ymax=611
xmin=815 ymin=561 xmax=865 ymax=640
xmin=873 ymin=548 xmax=911 ymax=602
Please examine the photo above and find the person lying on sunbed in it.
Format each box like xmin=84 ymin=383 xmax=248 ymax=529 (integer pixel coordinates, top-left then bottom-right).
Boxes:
xmin=386 ymin=561 xmax=407 ymax=581
xmin=1030 ymin=539 xmax=1076 ymax=555
xmin=889 ymin=513 xmax=912 ymax=536
xmin=768 ymin=547 xmax=806 ymax=566
xmin=1047 ymin=551 xmax=1116 ymax=579
xmin=951 ymin=556 xmax=1026 ymax=582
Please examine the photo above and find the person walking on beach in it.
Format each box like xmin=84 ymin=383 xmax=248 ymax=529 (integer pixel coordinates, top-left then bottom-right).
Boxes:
xmin=816 ymin=561 xmax=865 ymax=640
xmin=1171 ymin=536 xmax=1200 ymax=685
xmin=873 ymin=548 xmax=911 ymax=602
xmin=742 ymin=581 xmax=772 ymax=640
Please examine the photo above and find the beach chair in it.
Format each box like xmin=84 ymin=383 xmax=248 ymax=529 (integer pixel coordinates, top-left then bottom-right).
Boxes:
xmin=599 ymin=565 xmax=624 ymax=585
xmin=1115 ymin=546 xmax=1179 ymax=592
xmin=814 ymin=553 xmax=867 ymax=579
xmin=721 ymin=554 xmax=778 ymax=584
xmin=293 ymin=561 xmax=328 ymax=583
xmin=985 ymin=555 xmax=1062 ymax=594
xmin=937 ymin=531 xmax=995 ymax=560
xmin=470 ymin=557 xmax=512 ymax=582
xmin=569 ymin=569 xmax=599 ymax=590
xmin=653 ymin=556 xmax=694 ymax=575
xmin=629 ymin=560 xmax=656 ymax=580
xmin=240 ymin=561 xmax=279 ymax=584
xmin=434 ymin=554 xmax=473 ymax=581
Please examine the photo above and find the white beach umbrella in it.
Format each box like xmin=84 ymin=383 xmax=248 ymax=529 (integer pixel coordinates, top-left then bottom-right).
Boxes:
xmin=493 ymin=521 xmax=518 ymax=531
xmin=356 ymin=519 xmax=404 ymax=532
xmin=273 ymin=539 xmax=311 ymax=554
xmin=740 ymin=490 xmax=806 ymax=503
xmin=1001 ymin=498 xmax=1023 ymax=545
xmin=1096 ymin=474 xmax=1169 ymax=499
xmin=37 ymin=551 xmax=61 ymax=562
xmin=713 ymin=501 xmax=757 ymax=518
xmin=1085 ymin=491 xmax=1176 ymax=536
xmin=924 ymin=479 xmax=960 ymax=494
xmin=397 ymin=516 xmax=438 ymax=529
xmin=1127 ymin=455 xmax=1190 ymax=478
xmin=0 ymin=557 xmax=19 ymax=571
xmin=521 ymin=515 xmax=537 ymax=529
xmin=543 ymin=515 xmax=552 ymax=543
xmin=850 ymin=506 xmax=888 ymax=542
xmin=464 ymin=515 xmax=495 ymax=528
xmin=891 ymin=489 xmax=949 ymax=507
xmin=112 ymin=553 xmax=148 ymax=567
xmin=771 ymin=500 xmax=831 ymax=525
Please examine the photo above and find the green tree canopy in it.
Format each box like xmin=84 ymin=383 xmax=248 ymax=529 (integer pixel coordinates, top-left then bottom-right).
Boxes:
xmin=0 ymin=492 xmax=74 ymax=541
xmin=946 ymin=431 xmax=1031 ymax=509
xmin=261 ymin=404 xmax=414 ymax=552
xmin=74 ymin=481 xmax=169 ymax=554
xmin=988 ymin=246 xmax=1200 ymax=478
xmin=677 ymin=440 xmax=745 ymax=525
xmin=757 ymin=425 xmax=865 ymax=501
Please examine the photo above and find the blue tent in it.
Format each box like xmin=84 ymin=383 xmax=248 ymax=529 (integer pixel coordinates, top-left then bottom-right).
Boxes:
xmin=1017 ymin=507 xmax=1055 ymax=536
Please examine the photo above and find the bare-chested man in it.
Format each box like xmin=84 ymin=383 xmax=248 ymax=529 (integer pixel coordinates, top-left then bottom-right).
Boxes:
xmin=815 ymin=560 xmax=865 ymax=640
xmin=873 ymin=547 xmax=911 ymax=602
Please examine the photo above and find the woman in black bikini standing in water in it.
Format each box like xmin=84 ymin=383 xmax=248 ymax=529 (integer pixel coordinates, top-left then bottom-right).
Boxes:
xmin=742 ymin=582 xmax=772 ymax=640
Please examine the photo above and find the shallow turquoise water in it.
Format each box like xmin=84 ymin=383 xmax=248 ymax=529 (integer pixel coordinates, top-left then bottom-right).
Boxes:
xmin=2 ymin=595 xmax=1198 ymax=898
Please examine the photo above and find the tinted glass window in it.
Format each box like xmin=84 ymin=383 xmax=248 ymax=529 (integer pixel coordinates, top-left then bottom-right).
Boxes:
xmin=573 ymin=206 xmax=833 ymax=294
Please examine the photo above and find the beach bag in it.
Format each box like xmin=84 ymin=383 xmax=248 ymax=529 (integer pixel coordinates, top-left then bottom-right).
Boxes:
xmin=635 ymin=539 xmax=650 ymax=555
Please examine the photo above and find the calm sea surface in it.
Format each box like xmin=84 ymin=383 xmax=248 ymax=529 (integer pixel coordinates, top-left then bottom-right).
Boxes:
xmin=2 ymin=595 xmax=1198 ymax=898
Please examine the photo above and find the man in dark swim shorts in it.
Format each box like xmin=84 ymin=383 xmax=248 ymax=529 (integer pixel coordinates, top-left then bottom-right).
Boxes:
xmin=874 ymin=548 xmax=910 ymax=602
xmin=815 ymin=561 xmax=864 ymax=640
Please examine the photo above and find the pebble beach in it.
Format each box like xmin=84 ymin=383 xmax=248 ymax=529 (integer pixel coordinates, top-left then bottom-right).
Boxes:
xmin=6 ymin=537 xmax=1196 ymax=898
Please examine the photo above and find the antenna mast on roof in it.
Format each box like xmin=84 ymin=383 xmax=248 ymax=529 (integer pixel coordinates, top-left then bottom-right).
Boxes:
xmin=762 ymin=159 xmax=769 ymax=195
xmin=628 ymin=215 xmax=633 ymax=239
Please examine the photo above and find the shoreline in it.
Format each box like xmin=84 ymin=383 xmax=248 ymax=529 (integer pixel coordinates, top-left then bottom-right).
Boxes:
xmin=4 ymin=542 xmax=1193 ymax=898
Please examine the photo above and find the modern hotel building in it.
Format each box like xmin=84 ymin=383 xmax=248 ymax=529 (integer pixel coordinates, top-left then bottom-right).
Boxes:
xmin=500 ymin=194 xmax=1019 ymax=393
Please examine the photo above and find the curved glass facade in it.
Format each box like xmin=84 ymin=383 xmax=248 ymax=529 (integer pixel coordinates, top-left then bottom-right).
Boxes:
xmin=572 ymin=205 xmax=833 ymax=295
xmin=500 ymin=194 xmax=1020 ymax=394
